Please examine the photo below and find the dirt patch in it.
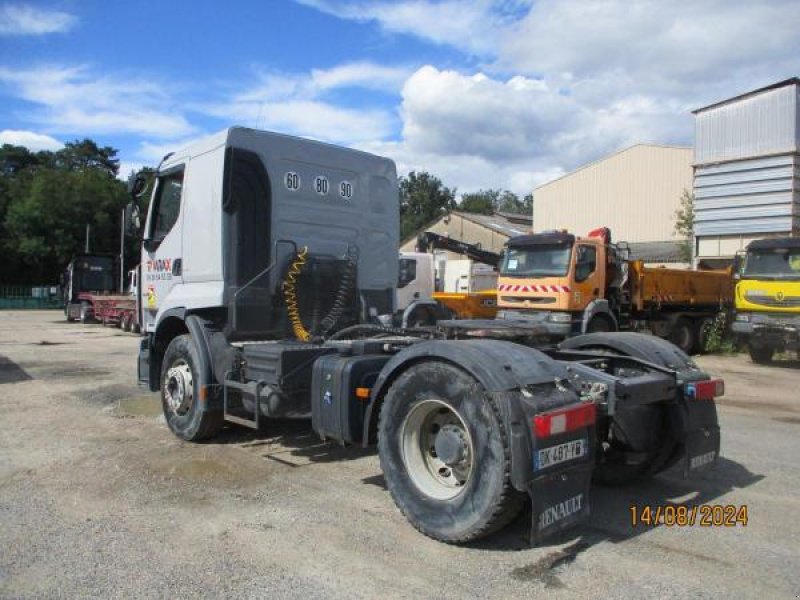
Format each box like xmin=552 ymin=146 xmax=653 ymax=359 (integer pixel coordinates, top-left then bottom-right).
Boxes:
xmin=510 ymin=540 xmax=589 ymax=588
xmin=114 ymin=394 xmax=162 ymax=418
xmin=773 ymin=416 xmax=800 ymax=425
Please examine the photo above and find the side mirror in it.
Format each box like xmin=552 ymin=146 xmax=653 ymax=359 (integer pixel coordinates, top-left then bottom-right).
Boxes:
xmin=124 ymin=202 xmax=142 ymax=238
xmin=128 ymin=172 xmax=149 ymax=199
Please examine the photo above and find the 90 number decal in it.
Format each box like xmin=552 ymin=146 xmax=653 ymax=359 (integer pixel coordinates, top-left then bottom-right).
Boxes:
xmin=285 ymin=171 xmax=300 ymax=191
xmin=339 ymin=180 xmax=353 ymax=199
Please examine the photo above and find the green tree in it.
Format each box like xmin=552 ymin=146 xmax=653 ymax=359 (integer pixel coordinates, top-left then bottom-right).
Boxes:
xmin=399 ymin=171 xmax=456 ymax=239
xmin=1 ymin=141 xmax=128 ymax=284
xmin=460 ymin=189 xmax=499 ymax=215
xmin=674 ymin=189 xmax=695 ymax=263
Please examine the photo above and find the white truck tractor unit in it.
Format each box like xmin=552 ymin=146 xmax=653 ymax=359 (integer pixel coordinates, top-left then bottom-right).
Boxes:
xmin=129 ymin=127 xmax=722 ymax=544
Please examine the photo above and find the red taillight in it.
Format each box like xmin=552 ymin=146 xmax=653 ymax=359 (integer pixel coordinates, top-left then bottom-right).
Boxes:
xmin=686 ymin=379 xmax=724 ymax=400
xmin=533 ymin=402 xmax=596 ymax=439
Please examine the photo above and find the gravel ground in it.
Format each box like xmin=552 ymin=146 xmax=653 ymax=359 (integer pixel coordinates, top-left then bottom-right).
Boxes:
xmin=0 ymin=310 xmax=798 ymax=599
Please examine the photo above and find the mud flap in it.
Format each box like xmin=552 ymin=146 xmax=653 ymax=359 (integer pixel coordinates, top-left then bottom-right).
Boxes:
xmin=681 ymin=399 xmax=721 ymax=477
xmin=529 ymin=463 xmax=593 ymax=545
xmin=683 ymin=424 xmax=720 ymax=477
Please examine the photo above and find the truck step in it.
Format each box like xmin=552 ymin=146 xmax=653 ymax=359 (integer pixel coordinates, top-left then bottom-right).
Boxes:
xmin=223 ymin=378 xmax=262 ymax=429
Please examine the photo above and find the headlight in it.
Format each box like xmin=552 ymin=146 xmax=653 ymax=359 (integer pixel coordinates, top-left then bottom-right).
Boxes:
xmin=548 ymin=312 xmax=572 ymax=323
xmin=735 ymin=313 xmax=750 ymax=322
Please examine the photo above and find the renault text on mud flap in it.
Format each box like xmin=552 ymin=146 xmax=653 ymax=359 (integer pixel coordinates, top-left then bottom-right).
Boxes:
xmin=539 ymin=493 xmax=584 ymax=530
xmin=690 ymin=450 xmax=716 ymax=470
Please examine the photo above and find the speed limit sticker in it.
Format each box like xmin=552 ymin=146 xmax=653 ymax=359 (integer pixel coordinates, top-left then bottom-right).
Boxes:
xmin=285 ymin=171 xmax=300 ymax=191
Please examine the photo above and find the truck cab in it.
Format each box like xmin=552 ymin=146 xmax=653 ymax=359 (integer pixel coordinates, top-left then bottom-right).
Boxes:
xmin=733 ymin=237 xmax=800 ymax=363
xmin=497 ymin=230 xmax=613 ymax=337
xmin=63 ymin=254 xmax=117 ymax=322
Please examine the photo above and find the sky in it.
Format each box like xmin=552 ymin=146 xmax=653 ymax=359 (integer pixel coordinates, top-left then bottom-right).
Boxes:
xmin=1 ymin=0 xmax=799 ymax=197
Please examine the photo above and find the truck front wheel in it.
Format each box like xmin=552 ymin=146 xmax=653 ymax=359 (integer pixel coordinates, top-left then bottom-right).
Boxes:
xmin=748 ymin=344 xmax=774 ymax=364
xmin=669 ymin=317 xmax=696 ymax=354
xmin=79 ymin=302 xmax=92 ymax=324
xmin=160 ymin=334 xmax=223 ymax=441
xmin=377 ymin=362 xmax=525 ymax=543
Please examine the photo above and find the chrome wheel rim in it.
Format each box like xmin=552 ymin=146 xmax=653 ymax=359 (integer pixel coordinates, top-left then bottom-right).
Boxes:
xmin=164 ymin=359 xmax=193 ymax=416
xmin=400 ymin=399 xmax=474 ymax=500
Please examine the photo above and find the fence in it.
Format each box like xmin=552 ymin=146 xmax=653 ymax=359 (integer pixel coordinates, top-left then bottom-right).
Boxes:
xmin=0 ymin=285 xmax=63 ymax=309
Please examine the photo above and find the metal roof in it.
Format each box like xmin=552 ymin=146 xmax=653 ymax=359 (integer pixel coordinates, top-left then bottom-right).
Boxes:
xmin=451 ymin=210 xmax=532 ymax=238
xmin=627 ymin=241 xmax=686 ymax=264
xmin=692 ymin=78 xmax=800 ymax=114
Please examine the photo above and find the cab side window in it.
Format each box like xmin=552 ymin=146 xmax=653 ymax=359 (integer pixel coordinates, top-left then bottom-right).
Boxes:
xmin=575 ymin=245 xmax=597 ymax=282
xmin=151 ymin=168 xmax=184 ymax=241
xmin=398 ymin=258 xmax=417 ymax=288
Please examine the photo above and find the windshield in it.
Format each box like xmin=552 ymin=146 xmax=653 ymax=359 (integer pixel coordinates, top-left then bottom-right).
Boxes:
xmin=742 ymin=249 xmax=800 ymax=279
xmin=501 ymin=245 xmax=572 ymax=278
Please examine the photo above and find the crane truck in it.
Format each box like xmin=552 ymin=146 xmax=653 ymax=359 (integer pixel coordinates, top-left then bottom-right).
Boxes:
xmin=127 ymin=127 xmax=722 ymax=544
xmin=732 ymin=237 xmax=800 ymax=363
xmin=494 ymin=228 xmax=732 ymax=354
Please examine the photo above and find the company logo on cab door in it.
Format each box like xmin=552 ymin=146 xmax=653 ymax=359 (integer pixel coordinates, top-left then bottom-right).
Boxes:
xmin=145 ymin=258 xmax=175 ymax=281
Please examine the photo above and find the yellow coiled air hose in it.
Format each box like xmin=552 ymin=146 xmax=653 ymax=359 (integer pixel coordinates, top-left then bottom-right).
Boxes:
xmin=282 ymin=247 xmax=312 ymax=342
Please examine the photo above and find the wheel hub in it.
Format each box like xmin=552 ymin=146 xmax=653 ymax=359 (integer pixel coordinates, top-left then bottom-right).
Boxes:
xmin=400 ymin=399 xmax=475 ymax=500
xmin=164 ymin=361 xmax=193 ymax=416
xmin=434 ymin=424 xmax=470 ymax=466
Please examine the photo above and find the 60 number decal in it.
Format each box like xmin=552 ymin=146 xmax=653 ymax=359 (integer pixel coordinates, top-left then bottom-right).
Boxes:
xmin=339 ymin=180 xmax=353 ymax=199
xmin=285 ymin=171 xmax=300 ymax=191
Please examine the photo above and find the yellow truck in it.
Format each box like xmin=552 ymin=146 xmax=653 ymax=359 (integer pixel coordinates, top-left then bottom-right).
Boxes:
xmin=496 ymin=228 xmax=732 ymax=353
xmin=732 ymin=237 xmax=800 ymax=363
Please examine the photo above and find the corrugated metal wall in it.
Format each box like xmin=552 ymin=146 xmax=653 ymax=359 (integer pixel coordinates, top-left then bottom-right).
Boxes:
xmin=534 ymin=145 xmax=693 ymax=243
xmin=694 ymin=154 xmax=799 ymax=236
xmin=693 ymin=81 xmax=799 ymax=259
xmin=694 ymin=84 xmax=799 ymax=164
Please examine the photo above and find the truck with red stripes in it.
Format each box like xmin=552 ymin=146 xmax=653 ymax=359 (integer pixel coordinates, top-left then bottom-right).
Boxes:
xmin=497 ymin=228 xmax=733 ymax=354
xmin=128 ymin=128 xmax=722 ymax=545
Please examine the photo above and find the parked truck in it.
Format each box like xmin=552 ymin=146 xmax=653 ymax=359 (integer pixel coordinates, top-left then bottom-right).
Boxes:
xmin=63 ymin=256 xmax=140 ymax=330
xmin=62 ymin=254 xmax=118 ymax=322
xmin=128 ymin=128 xmax=722 ymax=544
xmin=496 ymin=228 xmax=732 ymax=354
xmin=732 ymin=237 xmax=800 ymax=363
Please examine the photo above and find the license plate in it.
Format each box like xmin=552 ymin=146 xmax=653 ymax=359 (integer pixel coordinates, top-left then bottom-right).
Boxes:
xmin=535 ymin=439 xmax=587 ymax=471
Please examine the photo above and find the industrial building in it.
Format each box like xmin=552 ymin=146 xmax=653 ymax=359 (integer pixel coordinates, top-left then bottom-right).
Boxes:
xmin=534 ymin=144 xmax=694 ymax=264
xmin=693 ymin=78 xmax=800 ymax=266
xmin=399 ymin=210 xmax=532 ymax=256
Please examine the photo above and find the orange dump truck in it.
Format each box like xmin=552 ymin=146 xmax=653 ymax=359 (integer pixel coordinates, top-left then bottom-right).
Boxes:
xmin=496 ymin=228 xmax=732 ymax=353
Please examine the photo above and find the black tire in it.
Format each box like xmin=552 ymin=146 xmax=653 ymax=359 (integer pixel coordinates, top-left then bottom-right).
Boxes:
xmin=586 ymin=314 xmax=614 ymax=333
xmin=131 ymin=323 xmax=141 ymax=334
xmin=748 ymin=344 xmax=774 ymax=364
xmin=693 ymin=317 xmax=714 ymax=354
xmin=670 ymin=317 xmax=696 ymax=355
xmin=121 ymin=313 xmax=132 ymax=332
xmin=79 ymin=302 xmax=92 ymax=324
xmin=160 ymin=334 xmax=223 ymax=441
xmin=377 ymin=362 xmax=525 ymax=543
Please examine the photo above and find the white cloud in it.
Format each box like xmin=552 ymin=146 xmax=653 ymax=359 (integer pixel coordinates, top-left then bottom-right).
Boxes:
xmin=0 ymin=129 xmax=63 ymax=151
xmin=0 ymin=65 xmax=195 ymax=138
xmin=197 ymin=62 xmax=407 ymax=144
xmin=296 ymin=0 xmax=529 ymax=55
xmin=0 ymin=3 xmax=76 ymax=35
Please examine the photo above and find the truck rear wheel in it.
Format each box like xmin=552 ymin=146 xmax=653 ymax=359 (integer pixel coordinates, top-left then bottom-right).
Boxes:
xmin=748 ymin=344 xmax=774 ymax=364
xmin=160 ymin=334 xmax=223 ymax=441
xmin=670 ymin=317 xmax=695 ymax=354
xmin=377 ymin=362 xmax=524 ymax=543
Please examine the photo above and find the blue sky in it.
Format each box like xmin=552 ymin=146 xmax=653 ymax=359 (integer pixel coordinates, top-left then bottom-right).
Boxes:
xmin=1 ymin=0 xmax=799 ymax=196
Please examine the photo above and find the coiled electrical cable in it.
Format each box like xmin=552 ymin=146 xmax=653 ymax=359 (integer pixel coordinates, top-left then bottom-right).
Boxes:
xmin=282 ymin=247 xmax=312 ymax=342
